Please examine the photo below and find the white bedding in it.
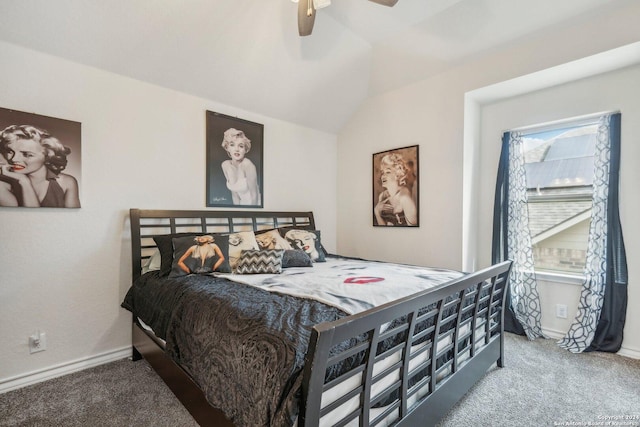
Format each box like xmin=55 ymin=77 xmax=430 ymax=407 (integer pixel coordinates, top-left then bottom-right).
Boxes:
xmin=217 ymin=257 xmax=463 ymax=315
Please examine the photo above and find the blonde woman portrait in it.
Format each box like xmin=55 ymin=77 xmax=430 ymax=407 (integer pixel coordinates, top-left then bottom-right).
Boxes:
xmin=284 ymin=229 xmax=322 ymax=262
xmin=0 ymin=124 xmax=80 ymax=208
xmin=373 ymin=147 xmax=418 ymax=227
xmin=220 ymin=128 xmax=261 ymax=206
xmin=207 ymin=112 xmax=264 ymax=208
xmin=177 ymin=235 xmax=225 ymax=274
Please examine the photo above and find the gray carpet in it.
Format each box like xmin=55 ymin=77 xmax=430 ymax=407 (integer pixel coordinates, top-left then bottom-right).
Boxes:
xmin=0 ymin=358 xmax=198 ymax=427
xmin=439 ymin=334 xmax=640 ymax=427
xmin=1 ymin=333 xmax=639 ymax=427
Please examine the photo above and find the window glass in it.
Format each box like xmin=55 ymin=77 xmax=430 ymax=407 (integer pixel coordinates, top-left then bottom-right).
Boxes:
xmin=522 ymin=122 xmax=597 ymax=275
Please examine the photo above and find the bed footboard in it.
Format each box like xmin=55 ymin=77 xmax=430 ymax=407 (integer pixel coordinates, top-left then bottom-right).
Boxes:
xmin=299 ymin=260 xmax=512 ymax=427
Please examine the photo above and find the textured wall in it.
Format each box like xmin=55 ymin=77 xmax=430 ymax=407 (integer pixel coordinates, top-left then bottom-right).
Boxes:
xmin=0 ymin=40 xmax=337 ymax=387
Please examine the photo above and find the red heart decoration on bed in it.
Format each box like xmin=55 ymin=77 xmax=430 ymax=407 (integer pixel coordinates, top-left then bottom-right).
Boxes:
xmin=344 ymin=277 xmax=385 ymax=284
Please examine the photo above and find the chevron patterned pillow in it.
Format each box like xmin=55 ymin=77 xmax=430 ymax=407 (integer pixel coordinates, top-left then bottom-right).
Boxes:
xmin=234 ymin=249 xmax=284 ymax=274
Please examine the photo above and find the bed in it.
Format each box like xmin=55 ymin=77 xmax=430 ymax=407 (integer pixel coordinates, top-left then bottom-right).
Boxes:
xmin=122 ymin=208 xmax=512 ymax=427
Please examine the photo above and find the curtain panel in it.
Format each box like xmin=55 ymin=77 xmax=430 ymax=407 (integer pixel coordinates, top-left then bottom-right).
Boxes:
xmin=492 ymin=132 xmax=544 ymax=340
xmin=559 ymin=113 xmax=628 ymax=353
xmin=493 ymin=113 xmax=627 ymax=353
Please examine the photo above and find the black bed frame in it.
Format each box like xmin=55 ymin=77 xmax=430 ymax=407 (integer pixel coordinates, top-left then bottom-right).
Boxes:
xmin=128 ymin=208 xmax=512 ymax=427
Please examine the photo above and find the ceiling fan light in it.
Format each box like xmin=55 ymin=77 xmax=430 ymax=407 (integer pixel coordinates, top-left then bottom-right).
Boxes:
xmin=298 ymin=0 xmax=315 ymax=36
xmin=313 ymin=0 xmax=331 ymax=9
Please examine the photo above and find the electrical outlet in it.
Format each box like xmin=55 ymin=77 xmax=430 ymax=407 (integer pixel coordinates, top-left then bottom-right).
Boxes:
xmin=29 ymin=331 xmax=47 ymax=354
xmin=556 ymin=304 xmax=568 ymax=319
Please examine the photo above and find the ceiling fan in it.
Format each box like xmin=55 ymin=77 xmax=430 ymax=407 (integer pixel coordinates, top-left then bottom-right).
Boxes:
xmin=295 ymin=0 xmax=400 ymax=37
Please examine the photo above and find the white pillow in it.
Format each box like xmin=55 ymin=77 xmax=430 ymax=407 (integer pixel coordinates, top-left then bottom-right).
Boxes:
xmin=141 ymin=249 xmax=162 ymax=274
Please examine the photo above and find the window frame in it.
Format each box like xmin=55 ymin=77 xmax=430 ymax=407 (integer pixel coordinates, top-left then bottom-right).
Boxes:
xmin=516 ymin=113 xmax=606 ymax=279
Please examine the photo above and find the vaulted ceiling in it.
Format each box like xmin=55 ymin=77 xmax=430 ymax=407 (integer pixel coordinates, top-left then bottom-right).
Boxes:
xmin=0 ymin=0 xmax=626 ymax=133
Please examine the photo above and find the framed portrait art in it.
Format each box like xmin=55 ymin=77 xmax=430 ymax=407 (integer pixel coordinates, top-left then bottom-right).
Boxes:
xmin=372 ymin=145 xmax=419 ymax=227
xmin=0 ymin=107 xmax=81 ymax=208
xmin=206 ymin=111 xmax=264 ymax=208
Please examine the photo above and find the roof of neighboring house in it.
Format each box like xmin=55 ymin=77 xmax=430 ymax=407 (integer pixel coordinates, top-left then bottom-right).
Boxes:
xmin=525 ymin=157 xmax=594 ymax=189
xmin=524 ymin=129 xmax=596 ymax=190
xmin=545 ymin=133 xmax=596 ymax=160
xmin=523 ymin=127 xmax=595 ymax=241
xmin=527 ymin=198 xmax=592 ymax=240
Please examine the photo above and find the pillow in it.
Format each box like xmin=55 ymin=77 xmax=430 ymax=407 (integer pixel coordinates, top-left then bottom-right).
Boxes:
xmin=234 ymin=249 xmax=284 ymax=274
xmin=282 ymin=249 xmax=313 ymax=268
xmin=153 ymin=232 xmax=200 ymax=276
xmin=255 ymin=229 xmax=292 ymax=250
xmin=141 ymin=249 xmax=162 ymax=274
xmin=169 ymin=234 xmax=231 ymax=277
xmin=226 ymin=230 xmax=260 ymax=270
xmin=280 ymin=228 xmax=326 ymax=262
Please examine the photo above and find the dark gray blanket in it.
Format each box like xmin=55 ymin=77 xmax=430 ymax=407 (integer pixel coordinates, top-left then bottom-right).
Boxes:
xmin=122 ymin=271 xmax=347 ymax=427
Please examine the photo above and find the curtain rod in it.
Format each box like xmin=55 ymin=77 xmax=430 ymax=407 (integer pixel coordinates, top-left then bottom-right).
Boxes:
xmin=506 ymin=110 xmax=620 ymax=135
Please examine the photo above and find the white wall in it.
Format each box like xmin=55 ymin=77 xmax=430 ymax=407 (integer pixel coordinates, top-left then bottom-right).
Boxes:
xmin=0 ymin=40 xmax=337 ymax=390
xmin=337 ymin=2 xmax=640 ymax=356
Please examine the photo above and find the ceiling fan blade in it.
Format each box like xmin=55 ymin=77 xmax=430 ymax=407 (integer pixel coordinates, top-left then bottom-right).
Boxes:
xmin=298 ymin=0 xmax=316 ymax=36
xmin=369 ymin=0 xmax=399 ymax=6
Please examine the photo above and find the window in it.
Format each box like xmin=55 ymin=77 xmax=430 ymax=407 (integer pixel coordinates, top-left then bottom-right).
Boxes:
xmin=494 ymin=112 xmax=626 ymax=349
xmin=521 ymin=120 xmax=597 ymax=275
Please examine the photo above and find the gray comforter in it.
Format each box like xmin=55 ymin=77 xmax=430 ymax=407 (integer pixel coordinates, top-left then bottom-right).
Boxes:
xmin=122 ymin=270 xmax=347 ymax=427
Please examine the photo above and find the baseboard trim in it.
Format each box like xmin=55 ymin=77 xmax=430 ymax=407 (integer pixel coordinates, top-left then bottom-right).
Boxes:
xmin=542 ymin=327 xmax=639 ymax=360
xmin=0 ymin=346 xmax=132 ymax=394
xmin=2 ymin=330 xmax=638 ymax=395
xmin=541 ymin=327 xmax=565 ymax=340
xmin=617 ymin=346 xmax=640 ymax=360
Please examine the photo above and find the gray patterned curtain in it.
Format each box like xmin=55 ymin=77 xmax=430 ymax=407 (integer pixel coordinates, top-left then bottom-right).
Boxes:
xmin=492 ymin=131 xmax=544 ymax=340
xmin=558 ymin=113 xmax=627 ymax=353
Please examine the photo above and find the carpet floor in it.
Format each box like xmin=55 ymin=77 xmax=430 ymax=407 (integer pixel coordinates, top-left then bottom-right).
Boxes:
xmin=1 ymin=333 xmax=639 ymax=426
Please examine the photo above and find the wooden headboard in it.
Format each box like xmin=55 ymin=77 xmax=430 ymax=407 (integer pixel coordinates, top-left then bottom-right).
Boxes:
xmin=130 ymin=209 xmax=315 ymax=281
